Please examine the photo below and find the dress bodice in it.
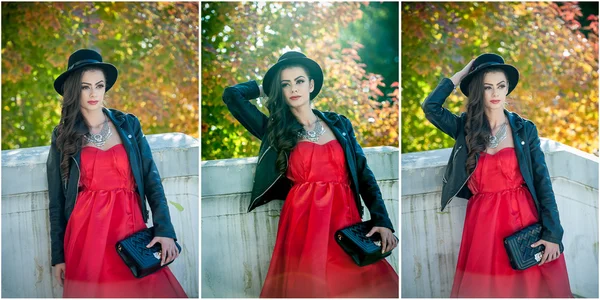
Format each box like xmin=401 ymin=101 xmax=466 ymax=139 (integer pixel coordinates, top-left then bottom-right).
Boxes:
xmin=286 ymin=140 xmax=350 ymax=185
xmin=79 ymin=144 xmax=136 ymax=191
xmin=468 ymin=147 xmax=526 ymax=195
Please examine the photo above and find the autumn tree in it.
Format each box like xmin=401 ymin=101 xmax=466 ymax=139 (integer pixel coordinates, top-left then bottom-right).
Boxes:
xmin=1 ymin=2 xmax=199 ymax=150
xmin=402 ymin=2 xmax=598 ymax=155
xmin=201 ymin=2 xmax=398 ymax=160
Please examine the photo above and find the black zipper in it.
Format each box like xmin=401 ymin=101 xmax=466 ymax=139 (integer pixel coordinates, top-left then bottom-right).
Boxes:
xmin=445 ymin=152 xmax=478 ymax=209
xmin=251 ymin=149 xmax=289 ymax=205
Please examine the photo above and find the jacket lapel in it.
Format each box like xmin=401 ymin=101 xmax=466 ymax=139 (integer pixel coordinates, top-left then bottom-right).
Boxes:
xmin=104 ymin=108 xmax=144 ymax=198
xmin=315 ymin=110 xmax=348 ymax=148
xmin=506 ymin=110 xmax=538 ymax=208
xmin=315 ymin=110 xmax=360 ymax=195
xmin=507 ymin=110 xmax=525 ymax=167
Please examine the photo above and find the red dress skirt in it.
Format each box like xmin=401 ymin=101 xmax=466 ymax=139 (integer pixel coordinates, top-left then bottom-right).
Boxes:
xmin=450 ymin=147 xmax=572 ymax=297
xmin=260 ymin=140 xmax=399 ymax=298
xmin=62 ymin=144 xmax=187 ymax=298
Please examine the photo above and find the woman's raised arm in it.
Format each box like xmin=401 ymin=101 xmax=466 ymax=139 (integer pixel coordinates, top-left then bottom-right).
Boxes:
xmin=421 ymin=59 xmax=474 ymax=139
xmin=222 ymin=80 xmax=269 ymax=140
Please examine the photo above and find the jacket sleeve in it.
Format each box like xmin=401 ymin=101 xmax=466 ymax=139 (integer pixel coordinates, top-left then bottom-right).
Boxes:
xmin=343 ymin=116 xmax=395 ymax=232
xmin=421 ymin=78 xmax=462 ymax=139
xmin=132 ymin=116 xmax=177 ymax=241
xmin=527 ymin=122 xmax=564 ymax=244
xmin=46 ymin=127 xmax=67 ymax=266
xmin=222 ymin=80 xmax=269 ymax=140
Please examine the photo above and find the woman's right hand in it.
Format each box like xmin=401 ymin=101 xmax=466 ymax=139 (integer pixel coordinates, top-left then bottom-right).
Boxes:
xmin=53 ymin=263 xmax=66 ymax=287
xmin=450 ymin=58 xmax=476 ymax=86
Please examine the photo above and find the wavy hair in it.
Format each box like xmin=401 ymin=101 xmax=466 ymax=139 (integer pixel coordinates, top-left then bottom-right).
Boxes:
xmin=56 ymin=67 xmax=106 ymax=183
xmin=465 ymin=68 xmax=509 ymax=173
xmin=265 ymin=64 xmax=312 ymax=173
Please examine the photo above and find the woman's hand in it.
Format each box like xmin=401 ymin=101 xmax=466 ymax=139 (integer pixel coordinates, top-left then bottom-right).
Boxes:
xmin=531 ymin=239 xmax=561 ymax=266
xmin=53 ymin=263 xmax=66 ymax=287
xmin=147 ymin=237 xmax=180 ymax=266
xmin=366 ymin=226 xmax=398 ymax=254
xmin=450 ymin=58 xmax=476 ymax=86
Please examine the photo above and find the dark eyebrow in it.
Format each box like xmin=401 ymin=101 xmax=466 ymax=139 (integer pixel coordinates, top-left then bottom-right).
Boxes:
xmin=281 ymin=76 xmax=307 ymax=83
xmin=81 ymin=80 xmax=105 ymax=85
xmin=484 ymin=81 xmax=506 ymax=86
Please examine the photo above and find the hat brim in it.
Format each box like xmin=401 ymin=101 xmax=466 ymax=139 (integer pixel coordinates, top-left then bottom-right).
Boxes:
xmin=459 ymin=64 xmax=519 ymax=97
xmin=263 ymin=57 xmax=323 ymax=100
xmin=54 ymin=62 xmax=118 ymax=96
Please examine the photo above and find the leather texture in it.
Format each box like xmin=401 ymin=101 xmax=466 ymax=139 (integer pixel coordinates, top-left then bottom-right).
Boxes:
xmin=47 ymin=108 xmax=177 ymax=266
xmin=504 ymin=223 xmax=564 ymax=270
xmin=222 ymin=80 xmax=394 ymax=232
xmin=335 ymin=221 xmax=395 ymax=267
xmin=116 ymin=227 xmax=182 ymax=278
xmin=421 ymin=78 xmax=564 ymax=245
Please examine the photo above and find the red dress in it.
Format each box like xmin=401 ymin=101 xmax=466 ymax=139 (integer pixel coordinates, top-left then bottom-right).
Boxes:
xmin=451 ymin=147 xmax=572 ymax=297
xmin=62 ymin=144 xmax=187 ymax=298
xmin=260 ymin=140 xmax=399 ymax=298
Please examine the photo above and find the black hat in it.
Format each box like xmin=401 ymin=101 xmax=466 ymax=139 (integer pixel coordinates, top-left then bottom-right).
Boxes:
xmin=54 ymin=49 xmax=118 ymax=96
xmin=459 ymin=53 xmax=519 ymax=97
xmin=263 ymin=51 xmax=323 ymax=100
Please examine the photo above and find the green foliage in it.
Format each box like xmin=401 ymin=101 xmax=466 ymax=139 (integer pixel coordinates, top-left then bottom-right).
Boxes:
xmin=201 ymin=2 xmax=399 ymax=161
xmin=402 ymin=2 xmax=598 ymax=155
xmin=1 ymin=2 xmax=199 ymax=150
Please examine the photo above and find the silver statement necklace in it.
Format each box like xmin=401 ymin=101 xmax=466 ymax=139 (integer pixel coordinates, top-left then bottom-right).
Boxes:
xmin=298 ymin=118 xmax=326 ymax=143
xmin=488 ymin=122 xmax=508 ymax=149
xmin=85 ymin=116 xmax=112 ymax=147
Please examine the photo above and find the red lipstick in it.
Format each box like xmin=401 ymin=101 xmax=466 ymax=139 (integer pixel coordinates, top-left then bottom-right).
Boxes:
xmin=88 ymin=100 xmax=99 ymax=105
xmin=290 ymin=96 xmax=301 ymax=101
xmin=490 ymin=100 xmax=501 ymax=104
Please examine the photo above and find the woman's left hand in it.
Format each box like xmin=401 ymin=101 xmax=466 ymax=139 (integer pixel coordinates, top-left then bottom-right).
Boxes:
xmin=531 ymin=239 xmax=560 ymax=266
xmin=147 ymin=236 xmax=180 ymax=266
xmin=366 ymin=226 xmax=397 ymax=254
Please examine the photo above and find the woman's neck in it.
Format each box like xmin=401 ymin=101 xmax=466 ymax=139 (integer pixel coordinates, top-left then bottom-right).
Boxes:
xmin=81 ymin=108 xmax=106 ymax=129
xmin=290 ymin=105 xmax=317 ymax=127
xmin=485 ymin=108 xmax=506 ymax=129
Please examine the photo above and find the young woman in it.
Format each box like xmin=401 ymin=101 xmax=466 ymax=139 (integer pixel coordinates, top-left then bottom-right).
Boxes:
xmin=47 ymin=49 xmax=187 ymax=297
xmin=222 ymin=51 xmax=399 ymax=297
xmin=422 ymin=53 xmax=572 ymax=297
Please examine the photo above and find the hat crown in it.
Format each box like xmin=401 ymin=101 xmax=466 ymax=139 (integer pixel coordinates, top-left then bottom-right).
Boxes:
xmin=470 ymin=53 xmax=505 ymax=72
xmin=277 ymin=51 xmax=307 ymax=62
xmin=67 ymin=49 xmax=103 ymax=70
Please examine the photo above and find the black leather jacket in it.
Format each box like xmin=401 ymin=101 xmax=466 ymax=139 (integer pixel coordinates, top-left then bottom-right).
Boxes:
xmin=47 ymin=108 xmax=177 ymax=266
xmin=222 ymin=80 xmax=394 ymax=232
xmin=421 ymin=78 xmax=564 ymax=244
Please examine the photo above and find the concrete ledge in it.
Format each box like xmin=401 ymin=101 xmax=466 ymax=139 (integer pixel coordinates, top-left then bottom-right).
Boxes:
xmin=202 ymin=146 xmax=399 ymax=197
xmin=2 ymin=133 xmax=198 ymax=196
xmin=402 ymin=138 xmax=598 ymax=196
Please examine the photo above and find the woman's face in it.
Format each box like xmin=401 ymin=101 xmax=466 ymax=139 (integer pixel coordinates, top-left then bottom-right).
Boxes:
xmin=280 ymin=66 xmax=314 ymax=109
xmin=80 ymin=70 xmax=106 ymax=112
xmin=482 ymin=71 xmax=508 ymax=110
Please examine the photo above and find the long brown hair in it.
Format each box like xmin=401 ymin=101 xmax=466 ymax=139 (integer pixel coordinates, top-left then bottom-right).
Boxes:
xmin=55 ymin=67 xmax=106 ymax=183
xmin=265 ymin=64 xmax=311 ymax=173
xmin=465 ymin=68 xmax=509 ymax=173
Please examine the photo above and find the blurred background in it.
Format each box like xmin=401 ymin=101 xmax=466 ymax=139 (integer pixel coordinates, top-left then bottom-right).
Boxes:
xmin=401 ymin=2 xmax=598 ymax=155
xmin=201 ymin=1 xmax=399 ymax=161
xmin=1 ymin=2 xmax=199 ymax=150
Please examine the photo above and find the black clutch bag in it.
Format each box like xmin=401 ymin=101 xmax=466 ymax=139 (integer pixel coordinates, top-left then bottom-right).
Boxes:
xmin=115 ymin=227 xmax=182 ymax=278
xmin=334 ymin=221 xmax=396 ymax=267
xmin=504 ymin=223 xmax=564 ymax=270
